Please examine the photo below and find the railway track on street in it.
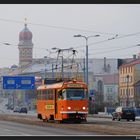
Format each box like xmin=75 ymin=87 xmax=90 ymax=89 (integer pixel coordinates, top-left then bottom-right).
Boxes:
xmin=0 ymin=113 xmax=140 ymax=135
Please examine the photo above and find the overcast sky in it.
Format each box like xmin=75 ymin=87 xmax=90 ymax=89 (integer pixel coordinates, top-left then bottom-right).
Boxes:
xmin=0 ymin=4 xmax=140 ymax=68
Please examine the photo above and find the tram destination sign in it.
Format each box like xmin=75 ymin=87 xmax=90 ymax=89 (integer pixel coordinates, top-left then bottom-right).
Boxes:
xmin=3 ymin=76 xmax=35 ymax=90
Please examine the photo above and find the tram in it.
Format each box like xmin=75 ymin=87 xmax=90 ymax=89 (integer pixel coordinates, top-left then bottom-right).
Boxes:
xmin=36 ymin=79 xmax=88 ymax=123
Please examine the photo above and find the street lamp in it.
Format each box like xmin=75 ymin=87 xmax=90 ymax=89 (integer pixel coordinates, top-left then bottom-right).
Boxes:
xmin=73 ymin=34 xmax=100 ymax=86
xmin=126 ymin=75 xmax=129 ymax=107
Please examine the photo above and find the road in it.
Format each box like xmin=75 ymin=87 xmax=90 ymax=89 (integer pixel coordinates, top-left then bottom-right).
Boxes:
xmin=1 ymin=98 xmax=140 ymax=135
xmin=1 ymin=113 xmax=140 ymax=135
xmin=0 ymin=120 xmax=101 ymax=136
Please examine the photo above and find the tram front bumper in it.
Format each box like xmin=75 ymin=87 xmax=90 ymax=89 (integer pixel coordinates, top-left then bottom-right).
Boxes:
xmin=60 ymin=111 xmax=88 ymax=120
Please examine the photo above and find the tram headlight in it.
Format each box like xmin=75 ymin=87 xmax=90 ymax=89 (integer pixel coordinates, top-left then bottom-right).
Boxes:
xmin=82 ymin=107 xmax=86 ymax=110
xmin=68 ymin=107 xmax=71 ymax=110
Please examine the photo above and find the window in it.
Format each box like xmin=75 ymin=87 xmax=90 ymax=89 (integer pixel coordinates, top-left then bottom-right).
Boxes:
xmin=131 ymin=89 xmax=133 ymax=95
xmin=121 ymin=68 xmax=123 ymax=74
xmin=37 ymin=90 xmax=54 ymax=100
xmin=120 ymin=89 xmax=122 ymax=96
xmin=123 ymin=68 xmax=124 ymax=74
xmin=37 ymin=90 xmax=41 ymax=100
xmin=123 ymin=89 xmax=125 ymax=96
xmin=47 ymin=90 xmax=54 ymax=100
xmin=66 ymin=88 xmax=87 ymax=100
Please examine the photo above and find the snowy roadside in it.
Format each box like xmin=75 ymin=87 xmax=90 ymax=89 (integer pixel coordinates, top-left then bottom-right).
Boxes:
xmin=0 ymin=97 xmax=140 ymax=119
xmin=0 ymin=97 xmax=37 ymax=116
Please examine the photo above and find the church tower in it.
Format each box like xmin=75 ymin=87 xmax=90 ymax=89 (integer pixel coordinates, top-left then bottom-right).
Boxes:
xmin=18 ymin=19 xmax=33 ymax=67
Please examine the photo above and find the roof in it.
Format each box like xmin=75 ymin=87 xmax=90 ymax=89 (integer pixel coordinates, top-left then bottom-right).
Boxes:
xmin=37 ymin=82 xmax=63 ymax=90
xmin=37 ymin=80 xmax=87 ymax=90
xmin=120 ymin=59 xmax=140 ymax=68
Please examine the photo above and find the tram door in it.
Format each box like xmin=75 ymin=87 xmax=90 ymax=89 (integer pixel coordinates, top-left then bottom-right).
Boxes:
xmin=54 ymin=89 xmax=58 ymax=118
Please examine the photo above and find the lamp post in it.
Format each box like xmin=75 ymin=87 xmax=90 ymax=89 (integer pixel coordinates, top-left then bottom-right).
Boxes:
xmin=126 ymin=75 xmax=129 ymax=107
xmin=73 ymin=34 xmax=100 ymax=86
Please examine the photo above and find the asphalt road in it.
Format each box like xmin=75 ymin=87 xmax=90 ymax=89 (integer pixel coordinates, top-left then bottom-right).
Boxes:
xmin=0 ymin=120 xmax=101 ymax=136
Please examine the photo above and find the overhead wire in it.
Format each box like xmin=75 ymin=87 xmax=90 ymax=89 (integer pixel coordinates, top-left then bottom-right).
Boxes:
xmin=88 ymin=44 xmax=140 ymax=56
xmin=0 ymin=18 xmax=122 ymax=36
xmin=72 ymin=32 xmax=140 ymax=50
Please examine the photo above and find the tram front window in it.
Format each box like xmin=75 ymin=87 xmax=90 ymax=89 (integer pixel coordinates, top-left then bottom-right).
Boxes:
xmin=66 ymin=88 xmax=86 ymax=100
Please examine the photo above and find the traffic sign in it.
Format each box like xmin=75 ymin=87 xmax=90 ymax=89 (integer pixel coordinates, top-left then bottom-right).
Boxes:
xmin=3 ymin=76 xmax=35 ymax=90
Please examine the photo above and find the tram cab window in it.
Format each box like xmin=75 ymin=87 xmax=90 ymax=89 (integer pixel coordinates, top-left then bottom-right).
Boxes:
xmin=66 ymin=88 xmax=87 ymax=100
xmin=62 ymin=89 xmax=66 ymax=99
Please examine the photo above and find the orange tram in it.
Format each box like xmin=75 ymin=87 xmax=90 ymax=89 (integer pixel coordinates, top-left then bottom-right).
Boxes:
xmin=36 ymin=79 xmax=88 ymax=123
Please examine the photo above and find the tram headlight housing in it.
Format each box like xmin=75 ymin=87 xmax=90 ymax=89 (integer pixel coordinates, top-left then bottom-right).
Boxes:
xmin=68 ymin=107 xmax=71 ymax=110
xmin=82 ymin=107 xmax=86 ymax=110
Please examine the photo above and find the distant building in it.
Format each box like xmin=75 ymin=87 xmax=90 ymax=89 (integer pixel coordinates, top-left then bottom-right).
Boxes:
xmin=134 ymin=80 xmax=140 ymax=108
xmin=103 ymin=74 xmax=119 ymax=105
xmin=18 ymin=22 xmax=33 ymax=68
xmin=93 ymin=74 xmax=119 ymax=109
xmin=119 ymin=59 xmax=140 ymax=107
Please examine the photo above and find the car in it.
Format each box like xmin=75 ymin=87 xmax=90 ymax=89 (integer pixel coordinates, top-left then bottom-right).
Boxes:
xmin=7 ymin=105 xmax=14 ymax=110
xmin=112 ymin=106 xmax=136 ymax=121
xmin=13 ymin=106 xmax=20 ymax=112
xmin=19 ymin=107 xmax=28 ymax=114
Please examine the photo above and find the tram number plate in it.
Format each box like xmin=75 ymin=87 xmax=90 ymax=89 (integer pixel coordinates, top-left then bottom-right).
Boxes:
xmin=74 ymin=108 xmax=79 ymax=111
xmin=45 ymin=105 xmax=54 ymax=110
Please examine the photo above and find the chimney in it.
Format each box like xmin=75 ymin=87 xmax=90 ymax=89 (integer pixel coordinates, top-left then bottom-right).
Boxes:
xmin=104 ymin=57 xmax=107 ymax=72
xmin=133 ymin=54 xmax=137 ymax=60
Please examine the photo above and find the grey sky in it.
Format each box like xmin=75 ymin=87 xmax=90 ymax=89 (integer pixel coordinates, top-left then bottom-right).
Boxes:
xmin=0 ymin=4 xmax=140 ymax=67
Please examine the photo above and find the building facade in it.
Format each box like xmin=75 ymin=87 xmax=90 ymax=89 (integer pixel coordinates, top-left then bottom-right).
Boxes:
xmin=119 ymin=59 xmax=140 ymax=107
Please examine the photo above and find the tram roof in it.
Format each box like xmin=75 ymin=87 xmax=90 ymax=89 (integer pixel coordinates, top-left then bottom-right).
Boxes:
xmin=37 ymin=80 xmax=87 ymax=90
xmin=37 ymin=82 xmax=64 ymax=90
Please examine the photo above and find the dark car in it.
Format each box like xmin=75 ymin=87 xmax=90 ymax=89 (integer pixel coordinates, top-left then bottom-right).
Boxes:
xmin=19 ymin=107 xmax=28 ymax=114
xmin=112 ymin=106 xmax=136 ymax=121
xmin=7 ymin=105 xmax=14 ymax=110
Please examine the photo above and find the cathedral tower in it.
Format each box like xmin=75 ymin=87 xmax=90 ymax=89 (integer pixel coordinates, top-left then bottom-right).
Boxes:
xmin=18 ymin=19 xmax=33 ymax=67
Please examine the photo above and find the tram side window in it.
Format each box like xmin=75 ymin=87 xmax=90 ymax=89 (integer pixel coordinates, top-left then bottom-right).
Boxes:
xmin=41 ymin=91 xmax=44 ymax=100
xmin=42 ymin=90 xmax=47 ymax=100
xmin=47 ymin=89 xmax=53 ymax=100
xmin=37 ymin=90 xmax=41 ymax=100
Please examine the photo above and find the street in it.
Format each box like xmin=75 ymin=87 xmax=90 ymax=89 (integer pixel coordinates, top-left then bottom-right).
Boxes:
xmin=0 ymin=120 xmax=100 ymax=136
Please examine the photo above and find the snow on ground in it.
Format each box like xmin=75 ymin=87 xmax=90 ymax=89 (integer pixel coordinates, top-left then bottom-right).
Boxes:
xmin=0 ymin=97 xmax=37 ymax=116
xmin=0 ymin=97 xmax=140 ymax=119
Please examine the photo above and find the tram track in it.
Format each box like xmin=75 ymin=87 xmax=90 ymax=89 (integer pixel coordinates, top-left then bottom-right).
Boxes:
xmin=0 ymin=114 xmax=139 ymax=135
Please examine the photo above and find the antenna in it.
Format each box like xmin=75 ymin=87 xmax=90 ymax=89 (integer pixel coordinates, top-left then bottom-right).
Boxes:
xmin=24 ymin=18 xmax=27 ymax=27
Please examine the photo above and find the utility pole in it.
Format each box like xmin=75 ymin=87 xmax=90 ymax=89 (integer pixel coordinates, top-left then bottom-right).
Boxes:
xmin=61 ymin=56 xmax=64 ymax=80
xmin=44 ymin=63 xmax=47 ymax=79
xmin=52 ymin=63 xmax=54 ymax=79
xmin=83 ymin=58 xmax=86 ymax=82
xmin=126 ymin=75 xmax=129 ymax=107
xmin=13 ymin=91 xmax=14 ymax=109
